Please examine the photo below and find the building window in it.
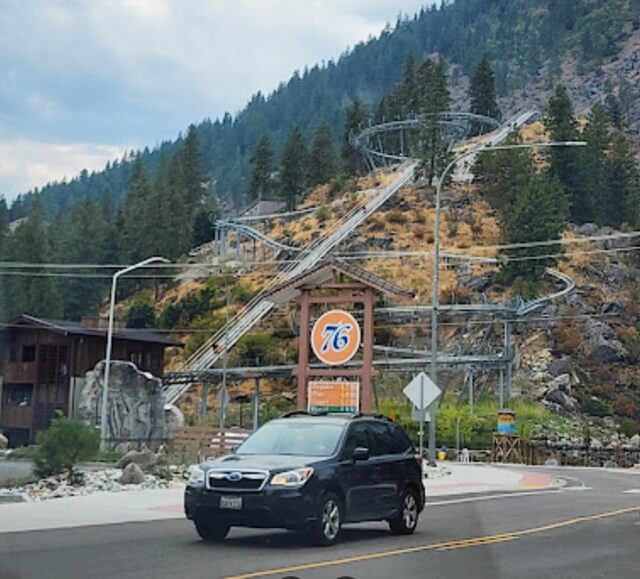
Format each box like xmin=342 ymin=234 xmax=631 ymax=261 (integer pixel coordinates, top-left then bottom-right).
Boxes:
xmin=9 ymin=345 xmax=17 ymax=362
xmin=5 ymin=385 xmax=33 ymax=407
xmin=129 ymin=351 xmax=143 ymax=368
xmin=22 ymin=345 xmax=36 ymax=362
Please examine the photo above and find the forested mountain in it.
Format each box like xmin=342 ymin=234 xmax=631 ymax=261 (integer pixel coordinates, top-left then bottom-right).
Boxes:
xmin=7 ymin=0 xmax=640 ymax=220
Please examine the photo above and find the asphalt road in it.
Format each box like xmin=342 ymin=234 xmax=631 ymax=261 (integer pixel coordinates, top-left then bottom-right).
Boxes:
xmin=1 ymin=467 xmax=639 ymax=579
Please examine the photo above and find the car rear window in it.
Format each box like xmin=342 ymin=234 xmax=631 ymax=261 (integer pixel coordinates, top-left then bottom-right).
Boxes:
xmin=236 ymin=420 xmax=345 ymax=457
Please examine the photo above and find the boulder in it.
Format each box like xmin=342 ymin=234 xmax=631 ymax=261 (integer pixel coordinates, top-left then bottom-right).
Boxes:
xmin=603 ymin=263 xmax=629 ymax=287
xmin=547 ymin=356 xmax=572 ymax=377
xmin=164 ymin=404 xmax=185 ymax=437
xmin=117 ymin=448 xmax=158 ymax=471
xmin=590 ymin=438 xmax=603 ymax=450
xmin=629 ymin=434 xmax=640 ymax=449
xmin=591 ymin=336 xmax=626 ymax=363
xmin=76 ymin=361 xmax=167 ymax=450
xmin=584 ymin=319 xmax=626 ymax=363
xmin=119 ymin=463 xmax=145 ymax=485
xmin=576 ymin=223 xmax=599 ymax=236
xmin=544 ymin=387 xmax=578 ymax=413
xmin=462 ymin=273 xmax=494 ymax=293
xmin=548 ymin=373 xmax=571 ymax=393
xmin=0 ymin=432 xmax=8 ymax=450
xmin=601 ymin=299 xmax=625 ymax=315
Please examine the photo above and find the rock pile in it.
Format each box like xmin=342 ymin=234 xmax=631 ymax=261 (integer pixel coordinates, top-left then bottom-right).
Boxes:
xmin=0 ymin=466 xmax=186 ymax=502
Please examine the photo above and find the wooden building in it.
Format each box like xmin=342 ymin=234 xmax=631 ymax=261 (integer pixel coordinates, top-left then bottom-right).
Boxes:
xmin=0 ymin=315 xmax=181 ymax=446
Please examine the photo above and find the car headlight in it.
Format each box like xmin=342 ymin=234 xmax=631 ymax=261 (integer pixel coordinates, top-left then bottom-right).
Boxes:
xmin=187 ymin=465 xmax=205 ymax=485
xmin=270 ymin=467 xmax=314 ymax=488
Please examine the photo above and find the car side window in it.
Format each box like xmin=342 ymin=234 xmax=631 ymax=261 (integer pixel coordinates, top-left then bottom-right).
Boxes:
xmin=342 ymin=423 xmax=369 ymax=458
xmin=388 ymin=423 xmax=413 ymax=454
xmin=367 ymin=421 xmax=394 ymax=456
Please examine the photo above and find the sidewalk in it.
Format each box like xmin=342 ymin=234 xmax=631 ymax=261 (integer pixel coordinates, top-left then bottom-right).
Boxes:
xmin=0 ymin=463 xmax=557 ymax=534
xmin=425 ymin=463 xmax=558 ymax=497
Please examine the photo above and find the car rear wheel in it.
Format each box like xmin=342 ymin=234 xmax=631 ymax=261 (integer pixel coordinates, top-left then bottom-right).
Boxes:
xmin=194 ymin=517 xmax=230 ymax=542
xmin=307 ymin=493 xmax=342 ymax=546
xmin=388 ymin=488 xmax=419 ymax=535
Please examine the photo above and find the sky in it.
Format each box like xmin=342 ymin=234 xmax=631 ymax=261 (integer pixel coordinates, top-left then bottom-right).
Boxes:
xmin=0 ymin=0 xmax=429 ymax=202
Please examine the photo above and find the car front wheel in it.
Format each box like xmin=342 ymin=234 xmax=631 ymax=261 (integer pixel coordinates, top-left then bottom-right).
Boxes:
xmin=194 ymin=517 xmax=230 ymax=542
xmin=307 ymin=493 xmax=342 ymax=546
xmin=388 ymin=488 xmax=419 ymax=535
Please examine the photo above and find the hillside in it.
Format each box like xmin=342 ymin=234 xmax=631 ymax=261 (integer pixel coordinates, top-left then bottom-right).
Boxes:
xmin=8 ymin=0 xmax=640 ymax=219
xmin=145 ymin=120 xmax=638 ymax=450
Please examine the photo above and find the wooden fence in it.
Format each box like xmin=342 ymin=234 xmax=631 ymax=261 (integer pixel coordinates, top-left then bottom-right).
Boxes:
xmin=171 ymin=426 xmax=251 ymax=462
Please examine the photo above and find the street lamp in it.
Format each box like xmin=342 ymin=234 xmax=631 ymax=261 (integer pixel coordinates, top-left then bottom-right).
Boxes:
xmin=427 ymin=140 xmax=586 ymax=464
xmin=100 ymin=256 xmax=170 ymax=451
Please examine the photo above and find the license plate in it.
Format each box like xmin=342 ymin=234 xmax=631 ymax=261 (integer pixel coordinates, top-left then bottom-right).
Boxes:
xmin=220 ymin=496 xmax=243 ymax=510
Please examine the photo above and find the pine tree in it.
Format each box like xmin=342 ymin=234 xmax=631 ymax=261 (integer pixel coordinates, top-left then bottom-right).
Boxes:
xmin=280 ymin=128 xmax=309 ymax=211
xmin=51 ymin=198 xmax=106 ymax=318
xmin=607 ymin=133 xmax=640 ymax=228
xmin=180 ymin=124 xmax=205 ymax=208
xmin=418 ymin=59 xmax=451 ymax=186
xmin=120 ymin=158 xmax=154 ymax=262
xmin=473 ymin=132 xmax=534 ymax=221
xmin=342 ymin=97 xmax=368 ymax=176
xmin=605 ymin=93 xmax=624 ymax=129
xmin=309 ymin=123 xmax=337 ymax=186
xmin=545 ymin=85 xmax=582 ymax=221
xmin=469 ymin=55 xmax=501 ymax=135
xmin=399 ymin=53 xmax=419 ymax=115
xmin=580 ymin=104 xmax=610 ymax=224
xmin=6 ymin=199 xmax=62 ymax=318
xmin=248 ymin=135 xmax=274 ymax=201
xmin=501 ymin=173 xmax=569 ymax=286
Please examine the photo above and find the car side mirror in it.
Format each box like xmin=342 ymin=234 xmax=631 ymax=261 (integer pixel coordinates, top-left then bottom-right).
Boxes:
xmin=352 ymin=447 xmax=370 ymax=461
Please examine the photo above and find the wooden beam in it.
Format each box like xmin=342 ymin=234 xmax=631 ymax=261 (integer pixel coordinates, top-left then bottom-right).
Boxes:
xmin=309 ymin=295 xmax=364 ymax=304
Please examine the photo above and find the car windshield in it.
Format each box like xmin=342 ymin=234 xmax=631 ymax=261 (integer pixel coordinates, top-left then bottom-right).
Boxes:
xmin=235 ymin=421 xmax=345 ymax=457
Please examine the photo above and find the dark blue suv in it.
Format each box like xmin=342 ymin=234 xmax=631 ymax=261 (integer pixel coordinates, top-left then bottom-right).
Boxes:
xmin=184 ymin=412 xmax=425 ymax=545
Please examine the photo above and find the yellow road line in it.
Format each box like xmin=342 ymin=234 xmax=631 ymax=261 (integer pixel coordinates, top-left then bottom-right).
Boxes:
xmin=222 ymin=504 xmax=640 ymax=579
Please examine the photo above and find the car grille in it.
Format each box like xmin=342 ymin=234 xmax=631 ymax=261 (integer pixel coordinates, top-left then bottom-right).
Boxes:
xmin=207 ymin=470 xmax=269 ymax=492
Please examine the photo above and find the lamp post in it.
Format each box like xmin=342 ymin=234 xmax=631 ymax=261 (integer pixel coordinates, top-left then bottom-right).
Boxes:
xmin=428 ymin=140 xmax=586 ymax=464
xmin=100 ymin=256 xmax=170 ymax=451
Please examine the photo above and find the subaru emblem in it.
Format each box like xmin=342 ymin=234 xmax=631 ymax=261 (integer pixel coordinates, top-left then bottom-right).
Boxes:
xmin=227 ymin=471 xmax=242 ymax=482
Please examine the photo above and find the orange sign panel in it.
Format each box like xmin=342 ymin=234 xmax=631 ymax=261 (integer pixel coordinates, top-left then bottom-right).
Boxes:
xmin=308 ymin=381 xmax=359 ymax=413
xmin=310 ymin=309 xmax=361 ymax=366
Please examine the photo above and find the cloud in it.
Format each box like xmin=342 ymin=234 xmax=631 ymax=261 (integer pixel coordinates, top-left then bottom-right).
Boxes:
xmin=0 ymin=0 xmax=429 ymax=200
xmin=0 ymin=137 xmax=129 ymax=200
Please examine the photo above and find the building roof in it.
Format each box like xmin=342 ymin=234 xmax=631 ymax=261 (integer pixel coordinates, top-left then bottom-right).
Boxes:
xmin=7 ymin=315 xmax=183 ymax=347
xmin=264 ymin=259 xmax=413 ymax=304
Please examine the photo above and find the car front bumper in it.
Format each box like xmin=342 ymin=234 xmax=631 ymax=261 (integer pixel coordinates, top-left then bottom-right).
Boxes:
xmin=184 ymin=485 xmax=317 ymax=530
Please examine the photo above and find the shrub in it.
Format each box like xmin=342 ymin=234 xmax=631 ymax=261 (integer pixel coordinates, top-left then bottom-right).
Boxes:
xmin=126 ymin=300 xmax=156 ymax=328
xmin=581 ymin=397 xmax=613 ymax=417
xmin=230 ymin=282 xmax=255 ymax=305
xmin=619 ymin=418 xmax=640 ymax=437
xmin=447 ymin=220 xmax=458 ymax=238
xmin=316 ymin=205 xmax=330 ymax=223
xmin=387 ymin=209 xmax=407 ymax=225
xmin=328 ymin=175 xmax=346 ymax=197
xmin=33 ymin=415 xmax=99 ymax=477
xmin=234 ymin=333 xmax=279 ymax=365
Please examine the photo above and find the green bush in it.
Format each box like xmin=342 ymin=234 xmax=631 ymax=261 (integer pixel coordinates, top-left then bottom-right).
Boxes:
xmin=620 ymin=418 xmax=640 ymax=437
xmin=581 ymin=397 xmax=613 ymax=417
xmin=126 ymin=300 xmax=156 ymax=328
xmin=33 ymin=415 xmax=100 ymax=477
xmin=378 ymin=394 xmax=556 ymax=450
xmin=316 ymin=205 xmax=330 ymax=223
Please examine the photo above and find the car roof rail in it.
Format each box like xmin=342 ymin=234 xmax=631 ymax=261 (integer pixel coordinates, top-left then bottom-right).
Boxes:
xmin=351 ymin=412 xmax=393 ymax=422
xmin=281 ymin=410 xmax=329 ymax=418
